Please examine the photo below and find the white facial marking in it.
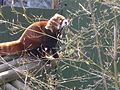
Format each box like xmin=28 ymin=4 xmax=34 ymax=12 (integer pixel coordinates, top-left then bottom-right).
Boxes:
xmin=61 ymin=19 xmax=69 ymax=29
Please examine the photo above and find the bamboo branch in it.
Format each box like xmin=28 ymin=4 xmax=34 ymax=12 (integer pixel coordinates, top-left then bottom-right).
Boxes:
xmin=113 ymin=23 xmax=119 ymax=90
xmin=88 ymin=1 xmax=108 ymax=90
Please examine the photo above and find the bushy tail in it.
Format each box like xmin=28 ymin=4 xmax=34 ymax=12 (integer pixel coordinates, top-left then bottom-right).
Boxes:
xmin=0 ymin=40 xmax=24 ymax=56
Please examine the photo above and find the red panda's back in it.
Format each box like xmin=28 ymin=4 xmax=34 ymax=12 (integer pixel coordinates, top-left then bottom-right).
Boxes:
xmin=19 ymin=21 xmax=48 ymax=50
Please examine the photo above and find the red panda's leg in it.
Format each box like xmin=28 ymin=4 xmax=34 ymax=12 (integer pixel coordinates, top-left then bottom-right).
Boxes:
xmin=44 ymin=48 xmax=59 ymax=58
xmin=27 ymin=47 xmax=44 ymax=58
xmin=51 ymin=48 xmax=59 ymax=58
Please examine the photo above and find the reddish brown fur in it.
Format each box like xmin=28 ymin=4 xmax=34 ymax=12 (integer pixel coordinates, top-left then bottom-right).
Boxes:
xmin=0 ymin=21 xmax=48 ymax=56
xmin=0 ymin=14 xmax=66 ymax=57
xmin=0 ymin=40 xmax=23 ymax=55
xmin=19 ymin=21 xmax=48 ymax=49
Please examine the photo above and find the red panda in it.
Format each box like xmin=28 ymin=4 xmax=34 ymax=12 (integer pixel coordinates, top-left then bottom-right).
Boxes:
xmin=0 ymin=13 xmax=69 ymax=58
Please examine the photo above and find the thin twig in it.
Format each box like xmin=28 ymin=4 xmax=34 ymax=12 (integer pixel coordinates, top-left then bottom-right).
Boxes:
xmin=113 ymin=20 xmax=119 ymax=90
xmin=79 ymin=3 xmax=91 ymax=15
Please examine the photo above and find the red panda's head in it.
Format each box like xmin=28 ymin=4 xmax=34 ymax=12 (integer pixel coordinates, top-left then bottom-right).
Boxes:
xmin=45 ymin=13 xmax=69 ymax=31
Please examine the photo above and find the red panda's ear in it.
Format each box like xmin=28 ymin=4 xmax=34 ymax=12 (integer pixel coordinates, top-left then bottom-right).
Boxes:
xmin=54 ymin=13 xmax=59 ymax=16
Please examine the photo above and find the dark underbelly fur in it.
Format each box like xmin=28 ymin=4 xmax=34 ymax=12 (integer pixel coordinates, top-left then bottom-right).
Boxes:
xmin=28 ymin=36 xmax=59 ymax=59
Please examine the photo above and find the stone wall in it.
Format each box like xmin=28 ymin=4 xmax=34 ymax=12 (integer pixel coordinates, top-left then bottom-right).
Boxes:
xmin=2 ymin=0 xmax=59 ymax=9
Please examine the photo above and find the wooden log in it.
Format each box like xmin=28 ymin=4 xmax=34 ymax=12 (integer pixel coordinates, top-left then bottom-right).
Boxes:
xmin=0 ymin=55 xmax=19 ymax=64
xmin=0 ymin=58 xmax=22 ymax=73
xmin=0 ymin=55 xmax=57 ymax=86
xmin=0 ymin=60 xmax=44 ymax=85
xmin=11 ymin=80 xmax=32 ymax=90
xmin=0 ymin=56 xmax=39 ymax=73
xmin=1 ymin=83 xmax=17 ymax=90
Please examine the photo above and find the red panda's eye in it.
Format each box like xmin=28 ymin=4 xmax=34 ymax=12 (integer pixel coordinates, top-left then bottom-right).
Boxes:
xmin=65 ymin=21 xmax=67 ymax=25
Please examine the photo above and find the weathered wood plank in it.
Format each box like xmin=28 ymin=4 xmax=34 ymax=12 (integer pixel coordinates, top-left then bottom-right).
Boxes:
xmin=2 ymin=83 xmax=17 ymax=90
xmin=0 ymin=60 xmax=43 ymax=85
xmin=11 ymin=80 xmax=32 ymax=90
